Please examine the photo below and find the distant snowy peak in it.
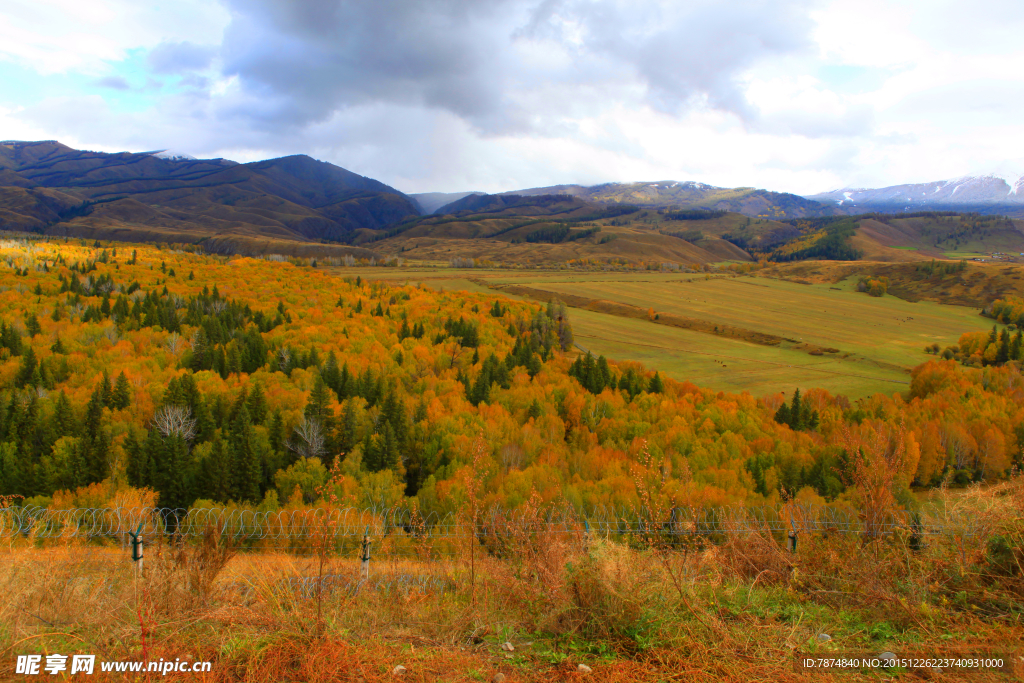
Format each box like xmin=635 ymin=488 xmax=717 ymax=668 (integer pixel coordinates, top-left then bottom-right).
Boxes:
xmin=151 ymin=150 xmax=197 ymax=161
xmin=808 ymin=173 xmax=1024 ymax=206
xmin=147 ymin=150 xmax=237 ymax=167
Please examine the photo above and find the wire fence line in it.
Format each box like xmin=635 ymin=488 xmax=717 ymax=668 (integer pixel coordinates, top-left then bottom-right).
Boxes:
xmin=0 ymin=503 xmax=983 ymax=549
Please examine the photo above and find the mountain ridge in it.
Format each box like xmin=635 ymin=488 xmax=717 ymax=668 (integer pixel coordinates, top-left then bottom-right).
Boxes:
xmin=807 ymin=174 xmax=1024 ymax=214
xmin=431 ymin=180 xmax=841 ymax=219
xmin=0 ymin=140 xmax=420 ymax=249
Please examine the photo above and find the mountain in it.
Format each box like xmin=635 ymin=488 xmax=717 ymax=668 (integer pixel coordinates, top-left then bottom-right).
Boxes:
xmin=496 ymin=180 xmax=840 ymax=219
xmin=0 ymin=140 xmax=420 ymax=252
xmin=435 ymin=192 xmax=600 ymax=216
xmin=807 ymin=174 xmax=1024 ymax=215
xmin=409 ymin=191 xmax=485 ymax=214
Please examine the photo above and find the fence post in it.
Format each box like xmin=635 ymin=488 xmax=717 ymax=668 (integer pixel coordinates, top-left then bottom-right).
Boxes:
xmin=787 ymin=512 xmax=797 ymax=554
xmin=360 ymin=526 xmax=372 ymax=581
xmin=128 ymin=522 xmax=144 ymax=574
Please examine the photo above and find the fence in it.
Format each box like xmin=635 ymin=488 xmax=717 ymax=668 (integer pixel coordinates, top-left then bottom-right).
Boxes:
xmin=0 ymin=502 xmax=981 ymax=551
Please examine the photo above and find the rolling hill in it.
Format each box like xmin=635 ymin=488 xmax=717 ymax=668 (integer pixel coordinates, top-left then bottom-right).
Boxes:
xmin=0 ymin=140 xmax=420 ymax=251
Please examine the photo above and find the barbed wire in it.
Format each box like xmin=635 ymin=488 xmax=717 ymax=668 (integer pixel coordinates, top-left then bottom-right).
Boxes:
xmin=0 ymin=503 xmax=982 ymax=544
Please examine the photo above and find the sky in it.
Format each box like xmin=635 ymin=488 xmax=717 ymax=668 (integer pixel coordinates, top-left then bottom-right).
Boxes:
xmin=2 ymin=0 xmax=1024 ymax=196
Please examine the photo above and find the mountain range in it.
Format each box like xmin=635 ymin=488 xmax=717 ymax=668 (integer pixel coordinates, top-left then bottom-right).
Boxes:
xmin=807 ymin=174 xmax=1024 ymax=214
xmin=2 ymin=140 xmax=1023 ymax=259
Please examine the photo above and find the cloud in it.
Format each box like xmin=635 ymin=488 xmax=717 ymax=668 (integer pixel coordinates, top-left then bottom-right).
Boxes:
xmin=211 ymin=0 xmax=815 ymax=133
xmin=94 ymin=75 xmax=130 ymax=90
xmin=147 ymin=41 xmax=217 ymax=74
xmin=9 ymin=0 xmax=1024 ymax=197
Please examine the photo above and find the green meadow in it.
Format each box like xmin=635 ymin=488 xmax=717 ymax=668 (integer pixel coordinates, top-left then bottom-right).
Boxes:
xmin=357 ymin=267 xmax=996 ymax=398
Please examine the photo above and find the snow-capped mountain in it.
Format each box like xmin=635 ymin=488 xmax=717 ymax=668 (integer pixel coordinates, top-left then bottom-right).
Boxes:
xmin=150 ymin=150 xmax=199 ymax=161
xmin=807 ymin=174 xmax=1024 ymax=208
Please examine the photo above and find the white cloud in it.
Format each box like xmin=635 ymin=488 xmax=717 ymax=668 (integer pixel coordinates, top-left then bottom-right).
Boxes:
xmin=0 ymin=0 xmax=229 ymax=74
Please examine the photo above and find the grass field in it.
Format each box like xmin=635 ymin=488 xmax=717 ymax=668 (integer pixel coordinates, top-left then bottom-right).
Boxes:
xmin=352 ymin=266 xmax=999 ymax=399
xmin=5 ymin=479 xmax=1024 ymax=682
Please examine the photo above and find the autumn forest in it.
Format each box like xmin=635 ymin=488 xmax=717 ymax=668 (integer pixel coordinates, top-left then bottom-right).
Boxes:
xmin=0 ymin=237 xmax=1021 ymax=517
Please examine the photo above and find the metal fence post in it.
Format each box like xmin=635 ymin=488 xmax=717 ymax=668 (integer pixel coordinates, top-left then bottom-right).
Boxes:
xmin=787 ymin=511 xmax=797 ymax=553
xmin=128 ymin=522 xmax=144 ymax=573
xmin=360 ymin=526 xmax=372 ymax=581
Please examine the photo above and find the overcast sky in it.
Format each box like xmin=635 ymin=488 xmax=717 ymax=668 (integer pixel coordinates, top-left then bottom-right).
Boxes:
xmin=2 ymin=0 xmax=1023 ymax=195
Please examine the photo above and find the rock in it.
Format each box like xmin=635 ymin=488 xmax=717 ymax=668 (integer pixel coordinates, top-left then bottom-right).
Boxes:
xmin=501 ymin=642 xmax=514 ymax=652
xmin=878 ymin=652 xmax=897 ymax=667
xmin=492 ymin=674 xmax=506 ymax=683
xmin=818 ymin=633 xmax=831 ymax=642
xmin=392 ymin=665 xmax=407 ymax=676
xmin=577 ymin=663 xmax=593 ymax=673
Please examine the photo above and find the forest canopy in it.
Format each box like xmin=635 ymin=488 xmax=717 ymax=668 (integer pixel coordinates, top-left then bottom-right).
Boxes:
xmin=0 ymin=237 xmax=1021 ymax=517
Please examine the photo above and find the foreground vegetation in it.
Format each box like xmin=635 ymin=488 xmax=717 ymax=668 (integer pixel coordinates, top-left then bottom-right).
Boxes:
xmin=3 ymin=476 xmax=1023 ymax=681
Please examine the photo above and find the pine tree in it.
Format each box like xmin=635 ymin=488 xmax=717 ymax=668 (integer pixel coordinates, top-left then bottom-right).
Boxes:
xmin=200 ymin=434 xmax=234 ymax=503
xmin=25 ymin=313 xmax=41 ymax=337
xmin=230 ymin=405 xmax=261 ymax=503
xmin=363 ymin=432 xmax=380 ymax=472
xmin=648 ymin=372 xmax=664 ymax=394
xmin=527 ymin=399 xmax=542 ymax=420
xmin=50 ymin=335 xmax=66 ymax=354
xmin=997 ymin=332 xmax=1011 ymax=364
xmin=112 ymin=372 xmax=132 ymax=410
xmin=337 ymin=399 xmax=358 ymax=458
xmin=269 ymin=410 xmax=285 ymax=454
xmin=380 ymin=422 xmax=399 ymax=471
xmin=322 ymin=351 xmax=342 ymax=396
xmin=774 ymin=402 xmax=791 ymax=427
xmin=15 ymin=347 xmax=37 ymax=388
xmin=526 ymin=353 xmax=542 ymax=378
xmin=99 ymin=371 xmax=113 ymax=408
xmin=789 ymin=389 xmax=804 ymax=430
xmin=50 ymin=391 xmax=76 ymax=438
xmin=190 ymin=327 xmax=210 ymax=372
xmin=124 ymin=429 xmax=148 ymax=489
xmin=247 ymin=382 xmax=268 ymax=425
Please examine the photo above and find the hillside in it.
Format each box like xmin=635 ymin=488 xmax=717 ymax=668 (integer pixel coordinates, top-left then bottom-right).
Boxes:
xmin=371 ymin=197 xmax=777 ymax=265
xmin=0 ymin=140 xmax=420 ymax=248
xmin=499 ymin=180 xmax=841 ymax=219
xmin=409 ymin=191 xmax=484 ymax=214
xmin=849 ymin=213 xmax=1024 ymax=261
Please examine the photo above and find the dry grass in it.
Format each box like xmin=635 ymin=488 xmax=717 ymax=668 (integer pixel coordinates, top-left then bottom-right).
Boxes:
xmin=4 ymin=484 xmax=1024 ymax=681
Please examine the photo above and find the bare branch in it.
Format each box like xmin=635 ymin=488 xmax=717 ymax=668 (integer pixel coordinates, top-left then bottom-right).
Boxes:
xmin=152 ymin=405 xmax=198 ymax=441
xmin=165 ymin=333 xmax=182 ymax=354
xmin=288 ymin=416 xmax=325 ymax=459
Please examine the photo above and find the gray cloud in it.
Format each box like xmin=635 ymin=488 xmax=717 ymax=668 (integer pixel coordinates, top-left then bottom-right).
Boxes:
xmin=147 ymin=41 xmax=217 ymax=74
xmin=208 ymin=0 xmax=815 ymax=133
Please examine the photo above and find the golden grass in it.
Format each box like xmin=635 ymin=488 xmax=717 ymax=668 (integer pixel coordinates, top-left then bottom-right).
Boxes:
xmin=4 ymin=481 xmax=1024 ymax=681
